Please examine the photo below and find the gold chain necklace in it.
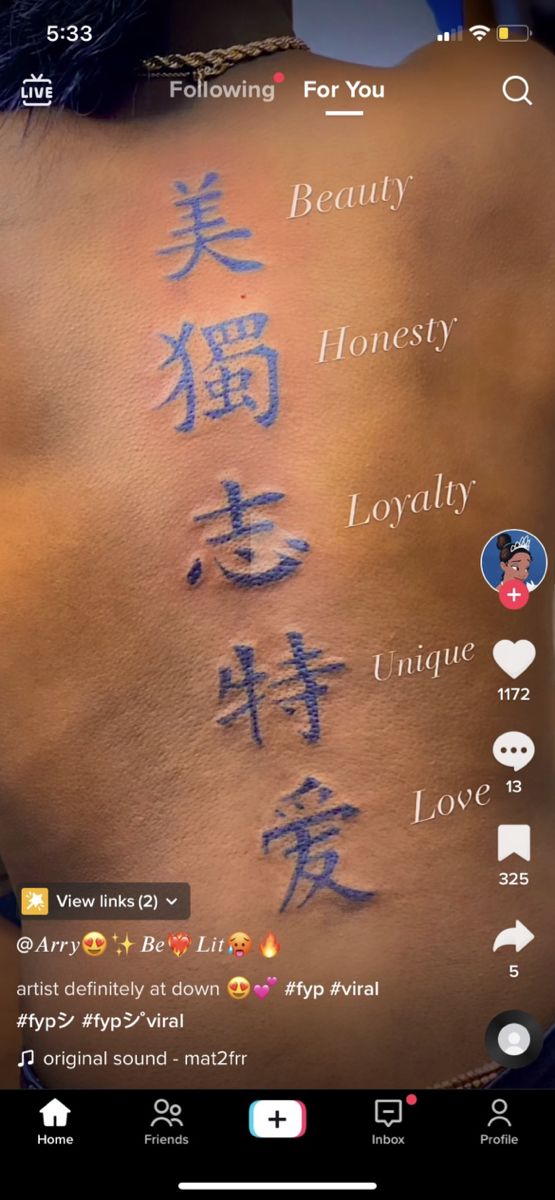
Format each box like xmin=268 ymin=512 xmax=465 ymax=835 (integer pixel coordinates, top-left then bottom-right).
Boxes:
xmin=432 ymin=1061 xmax=503 ymax=1089
xmin=141 ymin=36 xmax=309 ymax=81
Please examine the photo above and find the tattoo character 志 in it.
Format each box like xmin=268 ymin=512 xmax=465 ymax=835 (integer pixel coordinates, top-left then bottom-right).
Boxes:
xmin=187 ymin=479 xmax=310 ymax=589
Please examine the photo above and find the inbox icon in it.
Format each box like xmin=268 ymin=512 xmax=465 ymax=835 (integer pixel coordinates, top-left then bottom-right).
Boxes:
xmin=375 ymin=1099 xmax=402 ymax=1128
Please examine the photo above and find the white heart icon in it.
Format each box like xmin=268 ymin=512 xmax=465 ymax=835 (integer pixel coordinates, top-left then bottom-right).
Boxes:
xmin=492 ymin=639 xmax=536 ymax=679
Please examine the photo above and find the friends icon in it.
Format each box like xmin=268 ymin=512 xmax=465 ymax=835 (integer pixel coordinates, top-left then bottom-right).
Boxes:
xmin=481 ymin=530 xmax=548 ymax=608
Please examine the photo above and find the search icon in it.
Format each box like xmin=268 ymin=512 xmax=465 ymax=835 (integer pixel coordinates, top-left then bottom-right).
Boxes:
xmin=502 ymin=76 xmax=532 ymax=106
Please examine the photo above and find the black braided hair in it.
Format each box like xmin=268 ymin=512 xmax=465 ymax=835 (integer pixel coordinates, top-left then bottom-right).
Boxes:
xmin=0 ymin=0 xmax=166 ymax=114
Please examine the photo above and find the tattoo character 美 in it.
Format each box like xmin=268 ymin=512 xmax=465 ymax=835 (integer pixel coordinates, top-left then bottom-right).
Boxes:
xmin=159 ymin=173 xmax=263 ymax=280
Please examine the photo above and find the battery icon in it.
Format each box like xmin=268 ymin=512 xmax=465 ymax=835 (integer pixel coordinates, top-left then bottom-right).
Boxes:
xmin=497 ymin=25 xmax=530 ymax=42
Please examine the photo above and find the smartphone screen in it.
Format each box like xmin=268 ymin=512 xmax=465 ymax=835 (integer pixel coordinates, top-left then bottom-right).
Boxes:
xmin=0 ymin=1 xmax=553 ymax=1193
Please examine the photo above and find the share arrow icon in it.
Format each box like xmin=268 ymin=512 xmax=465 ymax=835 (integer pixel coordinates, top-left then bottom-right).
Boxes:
xmin=493 ymin=920 xmax=535 ymax=953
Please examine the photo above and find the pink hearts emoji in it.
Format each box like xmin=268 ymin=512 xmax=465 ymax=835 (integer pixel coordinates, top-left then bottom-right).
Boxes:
xmin=253 ymin=984 xmax=270 ymax=1000
xmin=266 ymin=977 xmax=278 ymax=987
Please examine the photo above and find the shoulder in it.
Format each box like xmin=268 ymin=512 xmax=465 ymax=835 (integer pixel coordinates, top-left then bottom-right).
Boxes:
xmin=399 ymin=36 xmax=555 ymax=131
xmin=385 ymin=38 xmax=555 ymax=232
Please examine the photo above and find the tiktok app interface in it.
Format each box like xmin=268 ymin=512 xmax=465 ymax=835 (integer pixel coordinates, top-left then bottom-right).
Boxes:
xmin=0 ymin=0 xmax=553 ymax=1191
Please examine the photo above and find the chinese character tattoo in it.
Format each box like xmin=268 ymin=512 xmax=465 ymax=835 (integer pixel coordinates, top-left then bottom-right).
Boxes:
xmin=188 ymin=480 xmax=310 ymax=589
xmin=217 ymin=633 xmax=346 ymax=746
xmin=159 ymin=313 xmax=279 ymax=433
xmin=159 ymin=173 xmax=263 ymax=280
xmin=159 ymin=321 xmax=196 ymax=433
xmin=270 ymin=632 xmax=346 ymax=743
xmin=262 ymin=776 xmax=375 ymax=912
xmin=218 ymin=644 xmax=267 ymax=747
xmin=203 ymin=314 xmax=278 ymax=427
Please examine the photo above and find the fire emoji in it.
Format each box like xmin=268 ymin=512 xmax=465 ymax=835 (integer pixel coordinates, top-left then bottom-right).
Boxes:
xmin=259 ymin=931 xmax=280 ymax=958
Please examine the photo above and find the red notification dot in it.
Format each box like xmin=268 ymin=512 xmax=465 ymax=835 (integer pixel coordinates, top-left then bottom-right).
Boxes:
xmin=406 ymin=1093 xmax=417 ymax=1106
xmin=273 ymin=72 xmax=285 ymax=83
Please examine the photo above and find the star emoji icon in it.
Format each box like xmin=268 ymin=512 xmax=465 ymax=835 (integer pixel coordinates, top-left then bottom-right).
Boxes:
xmin=118 ymin=932 xmax=135 ymax=957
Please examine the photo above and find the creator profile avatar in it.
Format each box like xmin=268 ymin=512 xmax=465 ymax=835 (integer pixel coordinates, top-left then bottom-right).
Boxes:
xmin=480 ymin=530 xmax=548 ymax=594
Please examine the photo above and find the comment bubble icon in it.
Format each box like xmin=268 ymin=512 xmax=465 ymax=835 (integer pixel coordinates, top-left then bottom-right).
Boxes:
xmin=374 ymin=1098 xmax=403 ymax=1128
xmin=492 ymin=732 xmax=535 ymax=772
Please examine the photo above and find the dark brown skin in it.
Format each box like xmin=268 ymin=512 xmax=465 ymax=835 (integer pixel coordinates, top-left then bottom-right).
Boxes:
xmin=0 ymin=37 xmax=553 ymax=1089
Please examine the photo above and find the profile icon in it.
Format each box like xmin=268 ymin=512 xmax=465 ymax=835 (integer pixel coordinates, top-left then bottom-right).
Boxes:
xmin=481 ymin=530 xmax=548 ymax=604
xmin=487 ymin=1099 xmax=511 ymax=1127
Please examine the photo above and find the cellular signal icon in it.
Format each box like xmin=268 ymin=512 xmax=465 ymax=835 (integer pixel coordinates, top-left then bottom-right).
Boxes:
xmin=437 ymin=26 xmax=463 ymax=42
xmin=469 ymin=24 xmax=491 ymax=41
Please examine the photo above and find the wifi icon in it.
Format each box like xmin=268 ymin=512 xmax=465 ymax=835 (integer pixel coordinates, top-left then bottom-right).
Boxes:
xmin=470 ymin=24 xmax=491 ymax=41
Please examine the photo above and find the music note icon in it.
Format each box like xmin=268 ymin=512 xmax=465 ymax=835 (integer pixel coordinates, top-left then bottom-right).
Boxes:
xmin=18 ymin=1048 xmax=35 ymax=1069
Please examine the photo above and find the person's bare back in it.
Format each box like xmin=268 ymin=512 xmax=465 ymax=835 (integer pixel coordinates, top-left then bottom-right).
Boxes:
xmin=0 ymin=42 xmax=553 ymax=1088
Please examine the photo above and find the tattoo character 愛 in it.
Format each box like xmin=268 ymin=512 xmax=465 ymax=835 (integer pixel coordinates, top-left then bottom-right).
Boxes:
xmin=262 ymin=776 xmax=375 ymax=912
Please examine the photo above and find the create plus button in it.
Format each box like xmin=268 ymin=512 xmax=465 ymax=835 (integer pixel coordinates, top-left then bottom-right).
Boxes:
xmin=249 ymin=1099 xmax=307 ymax=1138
